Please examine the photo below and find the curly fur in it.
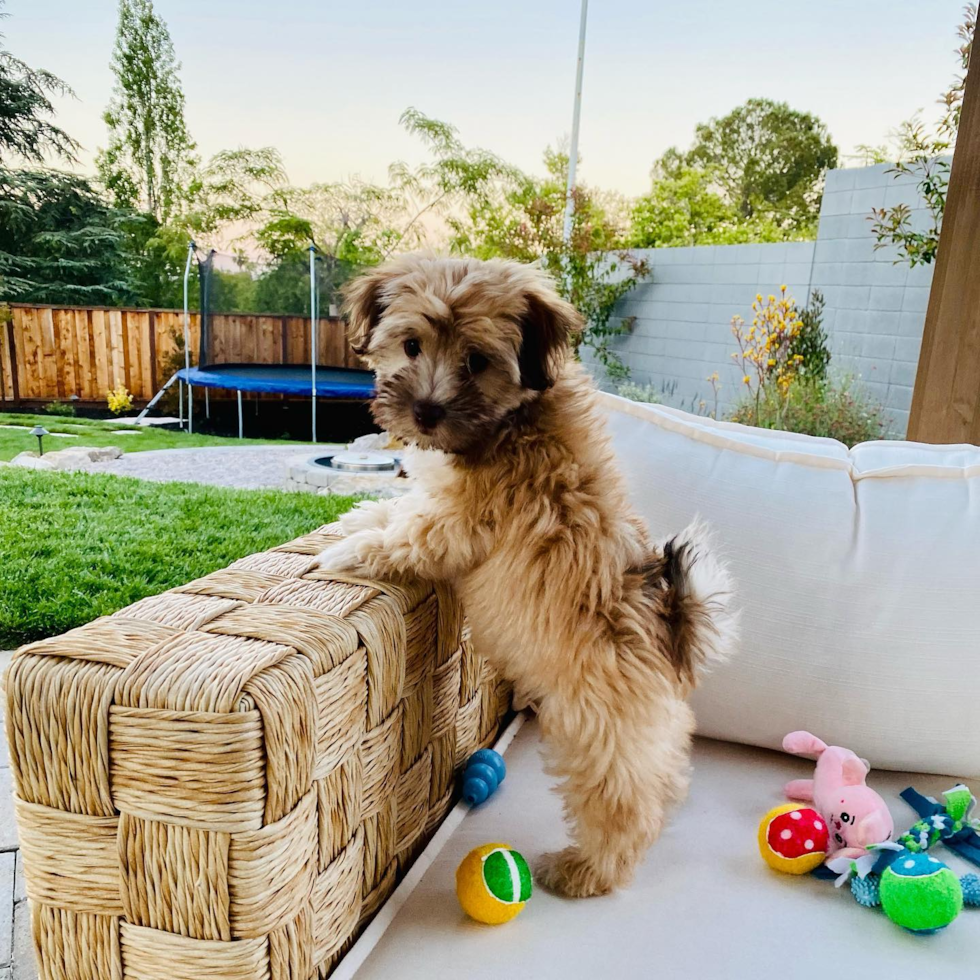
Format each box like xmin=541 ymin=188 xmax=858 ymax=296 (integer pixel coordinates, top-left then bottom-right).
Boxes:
xmin=319 ymin=254 xmax=737 ymax=897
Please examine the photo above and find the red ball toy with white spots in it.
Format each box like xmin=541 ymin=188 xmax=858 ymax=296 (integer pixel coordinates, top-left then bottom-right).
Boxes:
xmin=758 ymin=803 xmax=830 ymax=874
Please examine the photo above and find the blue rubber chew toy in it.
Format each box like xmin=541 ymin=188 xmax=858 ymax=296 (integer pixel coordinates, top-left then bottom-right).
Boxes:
xmin=462 ymin=749 xmax=507 ymax=806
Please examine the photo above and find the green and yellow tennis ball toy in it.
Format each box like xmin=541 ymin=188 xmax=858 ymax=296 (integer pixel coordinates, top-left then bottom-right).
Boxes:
xmin=456 ymin=843 xmax=532 ymax=924
xmin=879 ymin=851 xmax=963 ymax=933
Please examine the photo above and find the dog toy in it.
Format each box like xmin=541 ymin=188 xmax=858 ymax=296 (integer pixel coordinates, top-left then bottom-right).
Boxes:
xmin=456 ymin=843 xmax=532 ymax=924
xmin=781 ymin=730 xmax=894 ymax=859
xmin=462 ymin=749 xmax=507 ymax=806
xmin=762 ymin=733 xmax=980 ymax=935
xmin=877 ymin=851 xmax=963 ymax=933
xmin=758 ymin=803 xmax=828 ymax=874
xmin=824 ymin=784 xmax=980 ymax=934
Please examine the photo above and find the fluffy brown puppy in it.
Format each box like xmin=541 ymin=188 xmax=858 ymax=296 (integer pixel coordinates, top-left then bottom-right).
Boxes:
xmin=318 ymin=254 xmax=737 ymax=897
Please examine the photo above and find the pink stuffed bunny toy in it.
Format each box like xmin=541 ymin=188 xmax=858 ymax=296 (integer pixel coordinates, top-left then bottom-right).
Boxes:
xmin=782 ymin=731 xmax=894 ymax=860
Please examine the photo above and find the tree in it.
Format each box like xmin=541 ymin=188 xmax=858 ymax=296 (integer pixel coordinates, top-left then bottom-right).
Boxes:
xmin=870 ymin=4 xmax=975 ymax=267
xmin=98 ymin=0 xmax=197 ymax=223
xmin=661 ymin=98 xmax=838 ymax=235
xmin=628 ymin=163 xmax=790 ymax=247
xmin=0 ymin=167 xmax=135 ymax=304
xmin=0 ymin=1 xmax=77 ymax=164
xmin=385 ymin=113 xmax=647 ymax=378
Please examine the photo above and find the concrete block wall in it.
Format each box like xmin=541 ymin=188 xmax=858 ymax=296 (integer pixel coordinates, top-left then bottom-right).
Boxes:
xmin=810 ymin=164 xmax=935 ymax=435
xmin=593 ymin=163 xmax=937 ymax=436
xmin=587 ymin=242 xmax=815 ymax=419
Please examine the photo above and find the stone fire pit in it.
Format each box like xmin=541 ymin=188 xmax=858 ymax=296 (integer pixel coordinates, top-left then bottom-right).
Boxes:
xmin=285 ymin=448 xmax=411 ymax=498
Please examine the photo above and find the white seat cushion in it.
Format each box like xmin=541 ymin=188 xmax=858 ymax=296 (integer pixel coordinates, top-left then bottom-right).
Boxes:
xmin=350 ymin=723 xmax=980 ymax=980
xmin=597 ymin=393 xmax=980 ymax=777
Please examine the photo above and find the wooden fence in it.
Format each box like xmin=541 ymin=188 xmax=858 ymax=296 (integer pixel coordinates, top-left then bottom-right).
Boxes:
xmin=0 ymin=304 xmax=357 ymax=406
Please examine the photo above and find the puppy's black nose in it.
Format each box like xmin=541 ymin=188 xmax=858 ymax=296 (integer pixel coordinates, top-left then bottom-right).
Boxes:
xmin=413 ymin=401 xmax=446 ymax=429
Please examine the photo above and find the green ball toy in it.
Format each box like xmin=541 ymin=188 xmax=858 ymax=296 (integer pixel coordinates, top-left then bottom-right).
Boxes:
xmin=879 ymin=851 xmax=963 ymax=934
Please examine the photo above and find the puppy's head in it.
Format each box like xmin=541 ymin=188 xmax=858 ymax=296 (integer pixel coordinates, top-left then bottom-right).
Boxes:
xmin=343 ymin=254 xmax=580 ymax=454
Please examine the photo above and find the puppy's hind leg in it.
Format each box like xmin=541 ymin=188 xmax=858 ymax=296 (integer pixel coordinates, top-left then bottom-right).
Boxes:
xmin=535 ymin=692 xmax=694 ymax=897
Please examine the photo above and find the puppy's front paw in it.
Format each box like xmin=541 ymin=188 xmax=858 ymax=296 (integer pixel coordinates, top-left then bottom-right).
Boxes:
xmin=535 ymin=848 xmax=613 ymax=898
xmin=339 ymin=499 xmax=395 ymax=535
xmin=316 ymin=537 xmax=365 ymax=574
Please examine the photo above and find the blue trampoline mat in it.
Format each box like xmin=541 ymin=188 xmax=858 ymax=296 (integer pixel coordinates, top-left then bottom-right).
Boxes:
xmin=176 ymin=363 xmax=375 ymax=398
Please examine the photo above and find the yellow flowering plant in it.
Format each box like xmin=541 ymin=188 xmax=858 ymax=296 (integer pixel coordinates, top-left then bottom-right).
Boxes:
xmin=106 ymin=384 xmax=134 ymax=415
xmin=730 ymin=285 xmax=805 ymax=425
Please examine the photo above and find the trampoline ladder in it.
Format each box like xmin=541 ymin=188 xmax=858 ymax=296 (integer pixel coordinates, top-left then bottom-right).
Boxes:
xmin=135 ymin=372 xmax=180 ymax=424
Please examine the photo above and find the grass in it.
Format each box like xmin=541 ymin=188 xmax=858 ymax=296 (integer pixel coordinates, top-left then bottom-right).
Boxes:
xmin=0 ymin=467 xmax=355 ymax=648
xmin=0 ymin=412 xmax=312 ymax=461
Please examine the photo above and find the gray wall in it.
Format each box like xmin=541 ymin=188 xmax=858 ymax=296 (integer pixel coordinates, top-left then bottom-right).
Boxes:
xmin=592 ymin=164 xmax=936 ymax=435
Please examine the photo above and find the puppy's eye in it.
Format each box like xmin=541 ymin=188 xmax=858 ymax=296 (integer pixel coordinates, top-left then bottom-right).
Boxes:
xmin=404 ymin=338 xmax=421 ymax=358
xmin=834 ymin=833 xmax=844 ymax=845
xmin=466 ymin=352 xmax=489 ymax=375
xmin=841 ymin=812 xmax=851 ymax=824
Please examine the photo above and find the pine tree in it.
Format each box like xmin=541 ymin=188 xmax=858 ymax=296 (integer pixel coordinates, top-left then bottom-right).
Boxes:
xmin=0 ymin=0 xmax=77 ymax=163
xmin=98 ymin=0 xmax=197 ymax=222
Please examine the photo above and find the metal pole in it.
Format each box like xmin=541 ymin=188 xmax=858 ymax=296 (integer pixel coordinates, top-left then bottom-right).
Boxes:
xmin=204 ymin=387 xmax=210 ymax=419
xmin=237 ymin=390 xmax=243 ymax=440
xmin=178 ymin=379 xmax=183 ymax=426
xmin=562 ymin=0 xmax=588 ymax=244
xmin=183 ymin=240 xmax=195 ymax=432
xmin=309 ymin=245 xmax=318 ymax=443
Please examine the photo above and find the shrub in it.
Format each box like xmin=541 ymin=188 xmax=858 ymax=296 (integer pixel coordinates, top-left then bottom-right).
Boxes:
xmin=730 ymin=286 xmax=806 ymax=421
xmin=616 ymin=381 xmax=661 ymax=404
xmin=790 ymin=289 xmax=830 ymax=384
xmin=728 ymin=376 xmax=885 ymax=446
xmin=44 ymin=400 xmax=75 ymax=417
xmin=107 ymin=384 xmax=134 ymax=415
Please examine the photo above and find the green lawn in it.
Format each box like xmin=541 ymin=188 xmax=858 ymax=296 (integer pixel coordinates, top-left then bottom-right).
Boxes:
xmin=0 ymin=467 xmax=355 ymax=648
xmin=0 ymin=412 xmax=312 ymax=461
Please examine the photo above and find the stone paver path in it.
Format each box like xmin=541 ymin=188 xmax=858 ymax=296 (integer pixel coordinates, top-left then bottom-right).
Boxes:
xmin=78 ymin=444 xmax=339 ymax=489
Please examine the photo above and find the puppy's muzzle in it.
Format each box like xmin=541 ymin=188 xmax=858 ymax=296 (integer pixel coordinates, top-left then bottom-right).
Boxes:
xmin=413 ymin=400 xmax=446 ymax=431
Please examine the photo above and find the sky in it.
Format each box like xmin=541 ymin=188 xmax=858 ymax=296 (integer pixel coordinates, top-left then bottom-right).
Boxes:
xmin=8 ymin=0 xmax=963 ymax=197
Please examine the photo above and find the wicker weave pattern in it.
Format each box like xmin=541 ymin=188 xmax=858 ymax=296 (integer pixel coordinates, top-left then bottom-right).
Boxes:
xmin=6 ymin=522 xmax=511 ymax=980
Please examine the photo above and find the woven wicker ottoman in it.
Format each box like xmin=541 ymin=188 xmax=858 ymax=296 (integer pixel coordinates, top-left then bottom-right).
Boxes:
xmin=5 ymin=521 xmax=511 ymax=980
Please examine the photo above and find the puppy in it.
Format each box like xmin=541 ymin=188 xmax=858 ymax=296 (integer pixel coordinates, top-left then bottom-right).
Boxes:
xmin=319 ymin=254 xmax=737 ymax=897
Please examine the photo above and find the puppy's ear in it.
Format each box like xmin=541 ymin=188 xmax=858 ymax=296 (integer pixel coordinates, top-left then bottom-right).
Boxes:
xmin=517 ymin=280 xmax=581 ymax=391
xmin=342 ymin=267 xmax=390 ymax=356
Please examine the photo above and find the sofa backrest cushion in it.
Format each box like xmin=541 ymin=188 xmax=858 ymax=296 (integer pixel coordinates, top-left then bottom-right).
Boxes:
xmin=598 ymin=392 xmax=980 ymax=778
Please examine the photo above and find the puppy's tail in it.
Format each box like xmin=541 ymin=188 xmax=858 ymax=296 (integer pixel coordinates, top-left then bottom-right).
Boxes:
xmin=658 ymin=519 xmax=738 ymax=688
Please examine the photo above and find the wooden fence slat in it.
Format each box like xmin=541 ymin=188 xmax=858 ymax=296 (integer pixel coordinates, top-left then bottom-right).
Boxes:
xmin=0 ymin=325 xmax=6 ymax=403
xmin=15 ymin=308 xmax=38 ymax=400
xmin=148 ymin=312 xmax=157 ymax=394
xmin=90 ymin=310 xmax=110 ymax=397
xmin=138 ymin=312 xmax=153 ymax=398
xmin=52 ymin=310 xmax=78 ymax=399
xmin=106 ymin=310 xmax=125 ymax=389
xmin=124 ymin=311 xmax=144 ymax=398
xmin=120 ymin=310 xmax=133 ymax=396
xmin=286 ymin=317 xmax=305 ymax=363
xmin=74 ymin=310 xmax=94 ymax=401
xmin=1 ymin=319 xmax=11 ymax=402
xmin=7 ymin=320 xmax=20 ymax=404
xmin=261 ymin=316 xmax=276 ymax=364
xmin=38 ymin=309 xmax=58 ymax=399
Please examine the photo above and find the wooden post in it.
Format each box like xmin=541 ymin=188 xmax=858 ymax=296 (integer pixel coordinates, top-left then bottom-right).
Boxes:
xmin=907 ymin=55 xmax=980 ymax=444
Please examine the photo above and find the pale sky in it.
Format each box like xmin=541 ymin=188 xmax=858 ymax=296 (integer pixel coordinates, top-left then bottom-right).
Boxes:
xmin=9 ymin=0 xmax=961 ymax=196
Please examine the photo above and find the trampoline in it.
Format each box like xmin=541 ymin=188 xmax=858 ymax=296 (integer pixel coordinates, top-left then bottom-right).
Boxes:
xmin=138 ymin=242 xmax=375 ymax=440
xmin=176 ymin=364 xmax=375 ymax=399
xmin=167 ymin=364 xmax=375 ymax=440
